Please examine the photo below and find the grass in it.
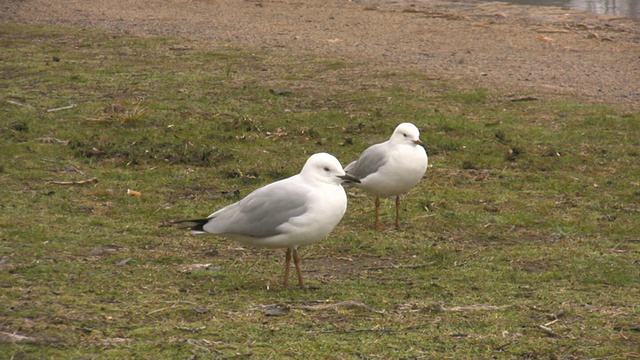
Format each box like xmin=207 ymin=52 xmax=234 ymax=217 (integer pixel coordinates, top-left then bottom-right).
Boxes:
xmin=1 ymin=23 xmax=639 ymax=359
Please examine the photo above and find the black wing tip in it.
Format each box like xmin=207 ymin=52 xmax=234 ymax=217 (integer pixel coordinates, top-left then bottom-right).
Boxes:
xmin=173 ymin=218 xmax=210 ymax=232
xmin=338 ymin=173 xmax=361 ymax=184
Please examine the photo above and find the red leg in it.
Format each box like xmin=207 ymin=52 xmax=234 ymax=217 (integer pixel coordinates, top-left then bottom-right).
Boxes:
xmin=292 ymin=248 xmax=306 ymax=288
xmin=374 ymin=195 xmax=381 ymax=230
xmin=284 ymin=248 xmax=292 ymax=287
xmin=395 ymin=195 xmax=401 ymax=230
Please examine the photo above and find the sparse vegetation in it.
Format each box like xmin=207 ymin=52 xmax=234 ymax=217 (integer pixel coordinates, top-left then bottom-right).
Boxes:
xmin=0 ymin=24 xmax=638 ymax=359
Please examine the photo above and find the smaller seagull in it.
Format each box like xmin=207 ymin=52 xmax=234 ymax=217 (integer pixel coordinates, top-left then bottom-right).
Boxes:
xmin=345 ymin=123 xmax=428 ymax=230
xmin=175 ymin=153 xmax=360 ymax=288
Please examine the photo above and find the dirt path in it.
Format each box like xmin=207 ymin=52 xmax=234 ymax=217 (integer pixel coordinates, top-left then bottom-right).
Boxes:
xmin=3 ymin=0 xmax=640 ymax=103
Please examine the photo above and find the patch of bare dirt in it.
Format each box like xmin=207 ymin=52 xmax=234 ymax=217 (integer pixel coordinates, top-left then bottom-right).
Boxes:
xmin=2 ymin=0 xmax=639 ymax=103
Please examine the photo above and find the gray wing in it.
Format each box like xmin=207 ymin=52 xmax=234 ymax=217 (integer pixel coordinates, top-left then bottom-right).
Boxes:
xmin=203 ymin=180 xmax=309 ymax=238
xmin=345 ymin=143 xmax=389 ymax=180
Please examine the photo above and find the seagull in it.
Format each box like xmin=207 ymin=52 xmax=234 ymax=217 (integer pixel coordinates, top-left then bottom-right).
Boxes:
xmin=175 ymin=153 xmax=360 ymax=288
xmin=345 ymin=123 xmax=428 ymax=230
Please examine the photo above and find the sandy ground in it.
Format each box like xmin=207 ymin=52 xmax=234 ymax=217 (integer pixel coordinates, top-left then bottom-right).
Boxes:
xmin=2 ymin=0 xmax=640 ymax=103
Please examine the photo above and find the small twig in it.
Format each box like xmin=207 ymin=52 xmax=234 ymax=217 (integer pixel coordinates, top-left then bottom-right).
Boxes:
xmin=47 ymin=177 xmax=98 ymax=185
xmin=6 ymin=100 xmax=24 ymax=107
xmin=169 ymin=45 xmax=193 ymax=51
xmin=34 ymin=137 xmax=70 ymax=145
xmin=310 ymin=328 xmax=397 ymax=334
xmin=494 ymin=341 xmax=513 ymax=351
xmin=47 ymin=103 xmax=77 ymax=112
xmin=442 ymin=304 xmax=510 ymax=312
xmin=535 ymin=28 xmax=570 ymax=33
xmin=308 ymin=324 xmax=431 ymax=335
xmin=6 ymin=100 xmax=33 ymax=108
xmin=544 ymin=319 xmax=559 ymax=327
xmin=175 ymin=326 xmax=206 ymax=332
xmin=147 ymin=306 xmax=176 ymax=316
xmin=186 ymin=338 xmax=212 ymax=352
xmin=538 ymin=324 xmax=555 ymax=336
xmin=510 ymin=96 xmax=541 ymax=102
xmin=548 ymin=308 xmax=569 ymax=320
xmin=248 ymin=303 xmax=280 ymax=311
xmin=92 ymin=337 xmax=131 ymax=346
xmin=113 ymin=258 xmax=133 ymax=266
xmin=254 ymin=301 xmax=379 ymax=314
xmin=163 ymin=300 xmax=197 ymax=305
xmin=365 ymin=261 xmax=436 ymax=270
xmin=291 ymin=300 xmax=383 ymax=314
xmin=0 ymin=332 xmax=37 ymax=343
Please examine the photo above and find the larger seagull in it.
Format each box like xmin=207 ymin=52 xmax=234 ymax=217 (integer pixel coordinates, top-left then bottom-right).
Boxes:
xmin=175 ymin=153 xmax=359 ymax=288
xmin=345 ymin=123 xmax=428 ymax=230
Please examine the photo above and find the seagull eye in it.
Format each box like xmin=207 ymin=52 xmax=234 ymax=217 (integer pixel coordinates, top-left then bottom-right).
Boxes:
xmin=403 ymin=133 xmax=407 ymax=137
xmin=323 ymin=167 xmax=330 ymax=172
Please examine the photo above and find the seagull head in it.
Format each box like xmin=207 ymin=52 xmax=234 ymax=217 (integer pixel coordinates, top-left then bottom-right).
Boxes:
xmin=390 ymin=122 xmax=424 ymax=147
xmin=301 ymin=153 xmax=360 ymax=185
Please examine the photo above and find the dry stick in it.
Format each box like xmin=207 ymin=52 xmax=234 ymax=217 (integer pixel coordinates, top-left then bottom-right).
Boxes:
xmin=365 ymin=261 xmax=437 ymax=270
xmin=535 ymin=28 xmax=570 ymax=33
xmin=47 ymin=103 xmax=77 ymax=112
xmin=169 ymin=45 xmax=193 ymax=51
xmin=6 ymin=100 xmax=33 ymax=108
xmin=94 ymin=337 xmax=131 ymax=346
xmin=34 ymin=137 xmax=70 ymax=145
xmin=510 ymin=96 xmax=541 ymax=102
xmin=442 ymin=304 xmax=511 ymax=311
xmin=311 ymin=328 xmax=397 ymax=334
xmin=538 ymin=324 xmax=555 ymax=335
xmin=186 ymin=339 xmax=212 ymax=353
xmin=291 ymin=300 xmax=384 ymax=314
xmin=309 ymin=323 xmax=436 ymax=335
xmin=47 ymin=177 xmax=98 ymax=185
xmin=251 ymin=300 xmax=384 ymax=314
xmin=146 ymin=307 xmax=175 ymax=316
xmin=494 ymin=341 xmax=513 ymax=351
xmin=175 ymin=326 xmax=206 ymax=332
xmin=0 ymin=331 xmax=36 ymax=343
xmin=163 ymin=300 xmax=197 ymax=305
xmin=114 ymin=258 xmax=133 ymax=266
xmin=544 ymin=319 xmax=559 ymax=327
xmin=147 ymin=300 xmax=203 ymax=316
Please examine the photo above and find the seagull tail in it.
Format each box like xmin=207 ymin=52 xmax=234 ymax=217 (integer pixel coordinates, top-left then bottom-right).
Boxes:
xmin=173 ymin=218 xmax=210 ymax=233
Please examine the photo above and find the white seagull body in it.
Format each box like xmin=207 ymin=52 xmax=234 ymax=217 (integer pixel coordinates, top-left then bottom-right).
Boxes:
xmin=176 ymin=152 xmax=359 ymax=288
xmin=345 ymin=122 xmax=428 ymax=230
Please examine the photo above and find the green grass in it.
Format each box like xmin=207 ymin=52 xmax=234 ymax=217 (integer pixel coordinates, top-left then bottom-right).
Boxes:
xmin=1 ymin=23 xmax=639 ymax=359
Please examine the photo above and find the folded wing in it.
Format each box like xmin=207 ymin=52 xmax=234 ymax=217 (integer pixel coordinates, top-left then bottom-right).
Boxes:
xmin=204 ymin=181 xmax=310 ymax=238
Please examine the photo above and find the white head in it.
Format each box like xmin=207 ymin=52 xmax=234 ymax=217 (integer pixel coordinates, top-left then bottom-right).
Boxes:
xmin=300 ymin=153 xmax=360 ymax=185
xmin=389 ymin=122 xmax=424 ymax=146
